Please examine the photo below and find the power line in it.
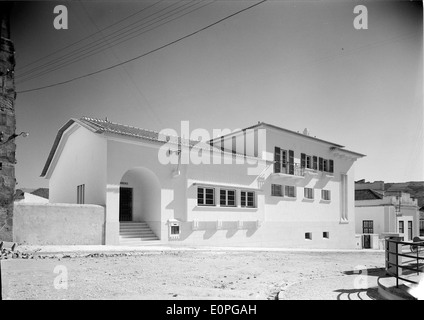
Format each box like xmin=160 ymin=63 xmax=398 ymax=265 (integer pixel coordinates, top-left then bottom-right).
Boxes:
xmin=16 ymin=0 xmax=190 ymax=81
xmin=17 ymin=0 xmax=268 ymax=94
xmin=17 ymin=0 xmax=164 ymax=72
xmin=17 ymin=0 xmax=213 ymax=84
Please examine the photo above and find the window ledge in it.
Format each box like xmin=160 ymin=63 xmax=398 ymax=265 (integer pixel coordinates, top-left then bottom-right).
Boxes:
xmin=194 ymin=206 xmax=257 ymax=211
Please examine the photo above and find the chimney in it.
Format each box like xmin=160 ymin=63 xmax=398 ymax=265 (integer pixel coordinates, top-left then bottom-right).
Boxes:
xmin=303 ymin=128 xmax=310 ymax=136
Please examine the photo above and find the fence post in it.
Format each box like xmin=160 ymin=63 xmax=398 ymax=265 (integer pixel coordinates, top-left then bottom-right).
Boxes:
xmin=395 ymin=242 xmax=399 ymax=288
xmin=0 ymin=259 xmax=2 ymax=300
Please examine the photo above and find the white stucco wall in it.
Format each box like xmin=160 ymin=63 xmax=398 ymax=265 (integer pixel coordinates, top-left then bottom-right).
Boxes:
xmin=14 ymin=203 xmax=105 ymax=245
xmin=45 ymin=122 xmax=362 ymax=249
xmin=48 ymin=125 xmax=107 ymax=205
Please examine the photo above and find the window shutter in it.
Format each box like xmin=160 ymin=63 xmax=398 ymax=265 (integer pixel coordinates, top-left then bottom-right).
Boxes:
xmin=274 ymin=147 xmax=281 ymax=173
xmin=300 ymin=153 xmax=306 ymax=168
xmin=329 ymin=159 xmax=334 ymax=173
xmin=288 ymin=150 xmax=294 ymax=174
xmin=319 ymin=157 xmax=323 ymax=171
xmin=313 ymin=156 xmax=318 ymax=170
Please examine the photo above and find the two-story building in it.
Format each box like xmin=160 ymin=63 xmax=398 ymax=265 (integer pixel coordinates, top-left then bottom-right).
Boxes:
xmin=355 ymin=181 xmax=420 ymax=249
xmin=36 ymin=117 xmax=365 ymax=248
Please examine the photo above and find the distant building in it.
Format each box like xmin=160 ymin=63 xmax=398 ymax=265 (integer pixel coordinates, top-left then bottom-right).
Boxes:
xmin=355 ymin=180 xmax=420 ymax=249
xmin=14 ymin=189 xmax=49 ymax=204
xmin=34 ymin=117 xmax=365 ymax=248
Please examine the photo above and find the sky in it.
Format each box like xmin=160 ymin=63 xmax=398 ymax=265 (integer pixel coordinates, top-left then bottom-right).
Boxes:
xmin=6 ymin=0 xmax=423 ymax=188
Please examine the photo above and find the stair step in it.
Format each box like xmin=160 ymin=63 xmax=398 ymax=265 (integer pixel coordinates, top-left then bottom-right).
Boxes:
xmin=120 ymin=227 xmax=152 ymax=231
xmin=119 ymin=232 xmax=156 ymax=238
xmin=119 ymin=237 xmax=159 ymax=242
xmin=119 ymin=222 xmax=148 ymax=225
xmin=119 ymin=221 xmax=158 ymax=244
xmin=119 ymin=230 xmax=155 ymax=234
xmin=120 ymin=228 xmax=152 ymax=232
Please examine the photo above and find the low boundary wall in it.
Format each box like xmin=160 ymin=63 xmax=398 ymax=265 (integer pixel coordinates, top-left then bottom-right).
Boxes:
xmin=13 ymin=203 xmax=105 ymax=245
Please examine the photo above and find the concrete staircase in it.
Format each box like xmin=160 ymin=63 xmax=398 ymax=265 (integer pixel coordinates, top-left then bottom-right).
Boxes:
xmin=119 ymin=222 xmax=160 ymax=245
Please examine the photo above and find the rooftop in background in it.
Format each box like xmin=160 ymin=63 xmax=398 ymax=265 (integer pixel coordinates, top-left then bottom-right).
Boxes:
xmin=30 ymin=188 xmax=49 ymax=199
xmin=355 ymin=189 xmax=384 ymax=201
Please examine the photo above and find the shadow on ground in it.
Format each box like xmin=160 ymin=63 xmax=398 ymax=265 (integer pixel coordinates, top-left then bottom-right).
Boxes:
xmin=333 ymin=287 xmax=382 ymax=300
xmin=334 ymin=267 xmax=387 ymax=300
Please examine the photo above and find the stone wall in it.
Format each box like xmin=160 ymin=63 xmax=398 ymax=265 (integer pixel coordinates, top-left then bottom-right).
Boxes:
xmin=0 ymin=3 xmax=16 ymax=242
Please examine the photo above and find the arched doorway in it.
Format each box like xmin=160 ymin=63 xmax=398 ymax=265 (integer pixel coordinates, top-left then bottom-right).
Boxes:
xmin=119 ymin=167 xmax=162 ymax=238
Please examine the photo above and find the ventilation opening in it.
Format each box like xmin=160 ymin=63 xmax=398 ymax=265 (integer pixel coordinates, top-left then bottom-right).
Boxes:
xmin=171 ymin=225 xmax=180 ymax=235
xmin=323 ymin=232 xmax=329 ymax=239
xmin=305 ymin=232 xmax=312 ymax=240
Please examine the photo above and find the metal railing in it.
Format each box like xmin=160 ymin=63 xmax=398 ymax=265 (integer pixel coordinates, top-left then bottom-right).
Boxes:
xmin=385 ymin=237 xmax=424 ymax=288
xmin=275 ymin=163 xmax=305 ymax=177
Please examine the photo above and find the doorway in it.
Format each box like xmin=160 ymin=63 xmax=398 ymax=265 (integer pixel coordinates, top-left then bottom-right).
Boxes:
xmin=362 ymin=220 xmax=373 ymax=249
xmin=119 ymin=187 xmax=133 ymax=221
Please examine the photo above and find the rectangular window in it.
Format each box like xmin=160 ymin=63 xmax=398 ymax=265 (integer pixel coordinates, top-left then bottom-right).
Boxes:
xmin=363 ymin=220 xmax=373 ymax=234
xmin=271 ymin=184 xmax=283 ymax=197
xmin=301 ymin=153 xmax=315 ymax=169
xmin=420 ymin=220 xmax=424 ymax=236
xmin=313 ymin=156 xmax=318 ymax=170
xmin=329 ymin=160 xmax=334 ymax=173
xmin=198 ymin=187 xmax=215 ymax=206
xmin=305 ymin=232 xmax=312 ymax=240
xmin=171 ymin=225 xmax=180 ymax=235
xmin=323 ymin=232 xmax=329 ymax=239
xmin=306 ymin=155 xmax=312 ymax=169
xmin=399 ymin=221 xmax=404 ymax=234
xmin=241 ymin=191 xmax=255 ymax=208
xmin=220 ymin=189 xmax=236 ymax=207
xmin=274 ymin=147 xmax=288 ymax=173
xmin=284 ymin=185 xmax=296 ymax=198
xmin=77 ymin=184 xmax=85 ymax=204
xmin=321 ymin=189 xmax=331 ymax=200
xmin=323 ymin=159 xmax=328 ymax=172
xmin=304 ymin=187 xmax=314 ymax=199
xmin=408 ymin=221 xmax=413 ymax=240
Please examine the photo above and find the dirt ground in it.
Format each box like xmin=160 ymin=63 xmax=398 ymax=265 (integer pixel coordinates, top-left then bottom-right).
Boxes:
xmin=1 ymin=250 xmax=386 ymax=300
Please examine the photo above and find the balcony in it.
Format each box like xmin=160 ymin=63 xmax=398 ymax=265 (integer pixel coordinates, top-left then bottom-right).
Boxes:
xmin=272 ymin=163 xmax=305 ymax=180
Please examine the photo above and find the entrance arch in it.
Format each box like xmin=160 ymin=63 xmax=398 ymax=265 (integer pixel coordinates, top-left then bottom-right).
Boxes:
xmin=119 ymin=167 xmax=162 ymax=237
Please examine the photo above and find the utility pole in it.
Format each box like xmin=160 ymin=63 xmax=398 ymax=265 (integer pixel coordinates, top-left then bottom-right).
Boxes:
xmin=0 ymin=2 xmax=16 ymax=242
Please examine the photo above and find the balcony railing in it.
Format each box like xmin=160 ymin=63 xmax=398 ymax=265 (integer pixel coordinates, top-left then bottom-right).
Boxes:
xmin=274 ymin=163 xmax=305 ymax=177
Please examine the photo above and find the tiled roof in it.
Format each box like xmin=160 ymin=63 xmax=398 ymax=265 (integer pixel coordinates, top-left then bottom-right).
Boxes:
xmin=79 ymin=117 xmax=190 ymax=145
xmin=355 ymin=189 xmax=384 ymax=201
xmin=41 ymin=117 xmax=261 ymax=177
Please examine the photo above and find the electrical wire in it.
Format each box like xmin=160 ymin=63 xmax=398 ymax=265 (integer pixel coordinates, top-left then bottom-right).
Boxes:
xmin=17 ymin=0 xmax=165 ymax=72
xmin=17 ymin=0 xmax=268 ymax=94
xmin=16 ymin=0 xmax=192 ymax=82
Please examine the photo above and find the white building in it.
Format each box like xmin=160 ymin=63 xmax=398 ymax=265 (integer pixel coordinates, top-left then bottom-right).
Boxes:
xmin=39 ymin=117 xmax=365 ymax=248
xmin=355 ymin=181 xmax=420 ymax=249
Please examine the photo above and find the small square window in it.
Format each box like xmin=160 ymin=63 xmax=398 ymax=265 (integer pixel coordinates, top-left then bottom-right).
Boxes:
xmin=171 ymin=225 xmax=180 ymax=235
xmin=285 ymin=185 xmax=296 ymax=198
xmin=305 ymin=232 xmax=312 ymax=240
xmin=271 ymin=184 xmax=283 ymax=197
xmin=323 ymin=232 xmax=329 ymax=239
